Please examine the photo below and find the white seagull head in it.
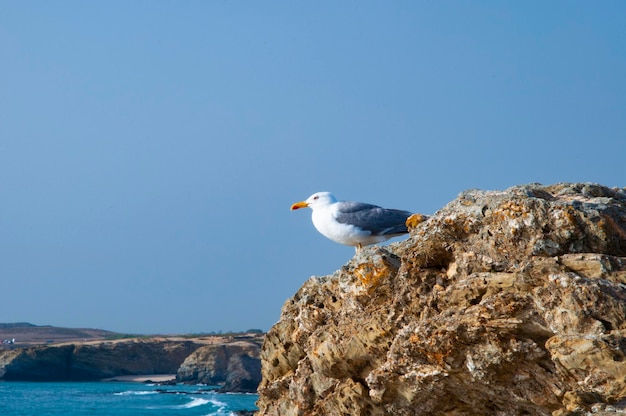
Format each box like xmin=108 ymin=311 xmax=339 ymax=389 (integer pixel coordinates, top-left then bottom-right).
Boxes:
xmin=290 ymin=192 xmax=337 ymax=211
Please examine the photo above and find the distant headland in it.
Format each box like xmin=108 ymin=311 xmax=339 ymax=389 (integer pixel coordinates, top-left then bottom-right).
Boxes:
xmin=0 ymin=323 xmax=263 ymax=393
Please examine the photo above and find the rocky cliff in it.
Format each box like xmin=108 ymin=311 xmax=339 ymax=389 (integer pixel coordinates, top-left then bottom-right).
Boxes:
xmin=0 ymin=338 xmax=202 ymax=380
xmin=257 ymin=183 xmax=626 ymax=416
xmin=177 ymin=339 xmax=262 ymax=392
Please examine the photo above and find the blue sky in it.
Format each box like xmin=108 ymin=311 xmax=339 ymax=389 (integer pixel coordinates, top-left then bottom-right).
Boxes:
xmin=1 ymin=2 xmax=624 ymax=334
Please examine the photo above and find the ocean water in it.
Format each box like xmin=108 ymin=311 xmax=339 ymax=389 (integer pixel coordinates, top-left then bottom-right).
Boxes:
xmin=0 ymin=381 xmax=258 ymax=416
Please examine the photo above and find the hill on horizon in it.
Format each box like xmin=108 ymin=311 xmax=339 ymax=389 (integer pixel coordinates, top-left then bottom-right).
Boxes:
xmin=0 ymin=322 xmax=121 ymax=344
xmin=0 ymin=323 xmax=266 ymax=345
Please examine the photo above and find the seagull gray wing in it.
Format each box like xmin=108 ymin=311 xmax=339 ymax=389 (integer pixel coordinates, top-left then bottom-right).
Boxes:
xmin=335 ymin=201 xmax=412 ymax=236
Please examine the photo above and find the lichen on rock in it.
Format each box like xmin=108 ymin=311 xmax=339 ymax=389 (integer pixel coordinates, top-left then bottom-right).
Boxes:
xmin=257 ymin=183 xmax=626 ymax=416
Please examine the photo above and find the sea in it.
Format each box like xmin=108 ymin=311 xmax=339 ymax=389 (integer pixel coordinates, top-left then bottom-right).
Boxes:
xmin=0 ymin=381 xmax=258 ymax=416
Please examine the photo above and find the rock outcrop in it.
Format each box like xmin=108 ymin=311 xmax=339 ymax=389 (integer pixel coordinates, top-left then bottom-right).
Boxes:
xmin=177 ymin=339 xmax=262 ymax=393
xmin=257 ymin=183 xmax=626 ymax=416
xmin=0 ymin=338 xmax=202 ymax=380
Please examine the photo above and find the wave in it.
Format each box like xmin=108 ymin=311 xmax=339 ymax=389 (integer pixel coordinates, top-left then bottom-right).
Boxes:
xmin=201 ymin=397 xmax=230 ymax=415
xmin=115 ymin=389 xmax=244 ymax=414
xmin=113 ymin=390 xmax=158 ymax=396
xmin=208 ymin=397 xmax=227 ymax=408
xmin=176 ymin=397 xmax=210 ymax=409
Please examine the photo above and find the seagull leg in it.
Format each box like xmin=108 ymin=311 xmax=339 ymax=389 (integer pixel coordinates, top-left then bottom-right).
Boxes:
xmin=355 ymin=243 xmax=362 ymax=253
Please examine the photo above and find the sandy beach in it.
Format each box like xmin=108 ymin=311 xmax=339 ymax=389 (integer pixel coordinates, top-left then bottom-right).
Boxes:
xmin=101 ymin=374 xmax=176 ymax=383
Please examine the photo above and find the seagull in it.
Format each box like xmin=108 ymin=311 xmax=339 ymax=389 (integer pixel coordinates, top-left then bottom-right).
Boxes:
xmin=290 ymin=192 xmax=413 ymax=252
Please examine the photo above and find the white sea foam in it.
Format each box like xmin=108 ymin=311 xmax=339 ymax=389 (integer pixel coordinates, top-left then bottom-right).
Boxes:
xmin=113 ymin=390 xmax=158 ymax=396
xmin=200 ymin=397 xmax=231 ymax=415
xmin=208 ymin=397 xmax=227 ymax=408
xmin=176 ymin=397 xmax=210 ymax=409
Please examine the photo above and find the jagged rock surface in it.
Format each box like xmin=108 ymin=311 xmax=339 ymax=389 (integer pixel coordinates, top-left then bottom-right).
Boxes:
xmin=257 ymin=183 xmax=626 ymax=416
xmin=177 ymin=340 xmax=262 ymax=393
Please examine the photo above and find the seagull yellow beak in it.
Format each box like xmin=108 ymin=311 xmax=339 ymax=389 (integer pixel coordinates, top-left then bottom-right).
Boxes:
xmin=290 ymin=201 xmax=309 ymax=210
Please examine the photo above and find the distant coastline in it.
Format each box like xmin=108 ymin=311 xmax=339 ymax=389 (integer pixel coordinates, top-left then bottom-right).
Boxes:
xmin=0 ymin=323 xmax=264 ymax=393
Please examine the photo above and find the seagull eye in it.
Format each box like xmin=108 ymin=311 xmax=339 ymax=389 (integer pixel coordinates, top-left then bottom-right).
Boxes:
xmin=313 ymin=196 xmax=319 ymax=200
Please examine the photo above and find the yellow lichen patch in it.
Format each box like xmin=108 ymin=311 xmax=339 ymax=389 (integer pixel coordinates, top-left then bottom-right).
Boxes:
xmin=493 ymin=201 xmax=530 ymax=222
xmin=354 ymin=263 xmax=390 ymax=289
xmin=443 ymin=216 xmax=456 ymax=225
xmin=439 ymin=213 xmax=476 ymax=236
xmin=462 ymin=216 xmax=478 ymax=234
xmin=490 ymin=201 xmax=538 ymax=237
xmin=551 ymin=205 xmax=578 ymax=229
xmin=406 ymin=213 xmax=427 ymax=229
xmin=563 ymin=205 xmax=578 ymax=222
